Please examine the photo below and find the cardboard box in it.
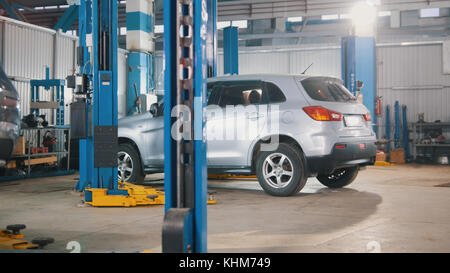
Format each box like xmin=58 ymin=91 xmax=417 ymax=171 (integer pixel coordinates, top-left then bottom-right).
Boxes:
xmin=376 ymin=153 xmax=387 ymax=162
xmin=390 ymin=149 xmax=406 ymax=164
xmin=12 ymin=136 xmax=26 ymax=155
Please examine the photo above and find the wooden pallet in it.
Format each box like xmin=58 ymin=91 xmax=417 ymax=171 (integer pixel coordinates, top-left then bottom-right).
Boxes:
xmin=24 ymin=156 xmax=58 ymax=166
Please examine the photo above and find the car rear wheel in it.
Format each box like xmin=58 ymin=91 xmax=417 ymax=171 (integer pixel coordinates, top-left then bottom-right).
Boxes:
xmin=255 ymin=143 xmax=307 ymax=197
xmin=118 ymin=143 xmax=145 ymax=184
xmin=316 ymin=166 xmax=359 ymax=188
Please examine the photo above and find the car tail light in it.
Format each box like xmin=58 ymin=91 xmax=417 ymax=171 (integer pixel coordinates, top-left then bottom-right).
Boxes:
xmin=363 ymin=112 xmax=372 ymax=122
xmin=303 ymin=106 xmax=342 ymax=121
xmin=335 ymin=144 xmax=346 ymax=149
xmin=359 ymin=144 xmax=366 ymax=149
xmin=1 ymin=97 xmax=17 ymax=108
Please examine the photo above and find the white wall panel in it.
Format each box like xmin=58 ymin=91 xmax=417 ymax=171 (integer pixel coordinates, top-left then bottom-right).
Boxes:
xmin=0 ymin=16 xmax=77 ymax=125
xmin=376 ymin=43 xmax=450 ymax=137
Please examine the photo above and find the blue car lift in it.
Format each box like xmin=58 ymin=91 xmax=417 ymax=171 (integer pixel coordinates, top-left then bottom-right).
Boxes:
xmin=162 ymin=0 xmax=213 ymax=253
xmin=75 ymin=0 xmax=120 ymax=197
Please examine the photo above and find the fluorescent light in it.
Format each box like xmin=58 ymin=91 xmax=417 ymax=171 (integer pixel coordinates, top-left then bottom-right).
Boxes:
xmin=287 ymin=17 xmax=303 ymax=22
xmin=322 ymin=14 xmax=339 ymax=20
xmin=420 ymin=8 xmax=440 ymax=18
xmin=232 ymin=20 xmax=248 ymax=29
xmin=154 ymin=25 xmax=164 ymax=34
xmin=217 ymin=21 xmax=231 ymax=29
xmin=340 ymin=14 xmax=351 ymax=19
xmin=378 ymin=11 xmax=391 ymax=17
xmin=351 ymin=1 xmax=377 ymax=36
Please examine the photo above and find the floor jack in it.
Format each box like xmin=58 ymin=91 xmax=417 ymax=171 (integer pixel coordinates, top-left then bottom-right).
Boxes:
xmin=83 ymin=181 xmax=216 ymax=207
xmin=0 ymin=225 xmax=54 ymax=250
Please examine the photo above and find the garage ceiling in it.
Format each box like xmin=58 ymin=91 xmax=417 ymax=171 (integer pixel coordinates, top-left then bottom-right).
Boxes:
xmin=1 ymin=0 xmax=448 ymax=30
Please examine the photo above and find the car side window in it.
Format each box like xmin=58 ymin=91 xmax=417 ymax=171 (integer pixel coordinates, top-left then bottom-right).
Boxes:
xmin=264 ymin=82 xmax=286 ymax=103
xmin=216 ymin=81 xmax=263 ymax=107
xmin=207 ymin=82 xmax=221 ymax=105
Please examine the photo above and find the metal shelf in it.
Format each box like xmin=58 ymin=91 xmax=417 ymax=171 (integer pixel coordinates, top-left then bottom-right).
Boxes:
xmin=11 ymin=151 xmax=69 ymax=159
xmin=411 ymin=122 xmax=450 ymax=160
xmin=12 ymin=127 xmax=71 ymax=176
xmin=415 ymin=144 xmax=450 ymax=147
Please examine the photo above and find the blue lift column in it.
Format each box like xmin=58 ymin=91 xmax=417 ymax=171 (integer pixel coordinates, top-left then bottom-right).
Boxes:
xmin=75 ymin=0 xmax=119 ymax=195
xmin=341 ymin=36 xmax=376 ymax=131
xmin=162 ymin=0 xmax=210 ymax=253
xmin=223 ymin=26 xmax=239 ymax=75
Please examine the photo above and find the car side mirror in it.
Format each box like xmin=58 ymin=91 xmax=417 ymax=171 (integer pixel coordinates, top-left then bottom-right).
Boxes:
xmin=149 ymin=103 xmax=159 ymax=117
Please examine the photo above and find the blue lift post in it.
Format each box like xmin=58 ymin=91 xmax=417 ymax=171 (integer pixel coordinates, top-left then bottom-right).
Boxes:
xmin=75 ymin=0 xmax=120 ymax=196
xmin=402 ymin=105 xmax=410 ymax=160
xmin=223 ymin=26 xmax=239 ymax=75
xmin=162 ymin=0 xmax=211 ymax=253
xmin=394 ymin=101 xmax=401 ymax=149
xmin=341 ymin=36 xmax=377 ymax=131
xmin=385 ymin=105 xmax=391 ymax=152
xmin=75 ymin=0 xmax=93 ymax=192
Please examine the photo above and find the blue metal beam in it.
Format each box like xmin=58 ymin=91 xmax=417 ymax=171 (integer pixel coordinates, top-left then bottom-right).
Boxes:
xmin=341 ymin=36 xmax=376 ymax=130
xmin=0 ymin=0 xmax=20 ymax=21
xmin=223 ymin=26 xmax=239 ymax=75
xmin=54 ymin=5 xmax=79 ymax=32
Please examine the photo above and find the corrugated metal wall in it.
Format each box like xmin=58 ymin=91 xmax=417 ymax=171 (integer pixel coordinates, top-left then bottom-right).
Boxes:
xmin=0 ymin=16 xmax=77 ymax=125
xmin=376 ymin=42 xmax=450 ymax=137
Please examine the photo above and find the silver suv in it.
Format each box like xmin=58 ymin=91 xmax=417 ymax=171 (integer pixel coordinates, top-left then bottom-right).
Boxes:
xmin=118 ymin=74 xmax=376 ymax=196
xmin=0 ymin=66 xmax=20 ymax=167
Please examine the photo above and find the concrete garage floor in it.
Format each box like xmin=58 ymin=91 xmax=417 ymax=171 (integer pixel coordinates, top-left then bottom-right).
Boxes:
xmin=0 ymin=164 xmax=449 ymax=253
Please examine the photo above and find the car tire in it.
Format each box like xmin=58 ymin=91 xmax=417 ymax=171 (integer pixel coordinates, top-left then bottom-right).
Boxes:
xmin=118 ymin=143 xmax=145 ymax=184
xmin=316 ymin=166 xmax=359 ymax=188
xmin=255 ymin=143 xmax=307 ymax=197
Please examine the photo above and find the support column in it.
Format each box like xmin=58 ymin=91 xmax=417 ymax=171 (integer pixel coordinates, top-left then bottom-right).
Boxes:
xmin=126 ymin=0 xmax=155 ymax=116
xmin=341 ymin=36 xmax=376 ymax=130
xmin=223 ymin=26 xmax=239 ymax=75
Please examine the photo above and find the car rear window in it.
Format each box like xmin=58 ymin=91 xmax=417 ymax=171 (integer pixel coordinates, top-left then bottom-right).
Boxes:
xmin=0 ymin=66 xmax=17 ymax=94
xmin=301 ymin=77 xmax=355 ymax=103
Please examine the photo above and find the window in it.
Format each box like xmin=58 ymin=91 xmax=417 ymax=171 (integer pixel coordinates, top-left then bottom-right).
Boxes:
xmin=207 ymin=81 xmax=286 ymax=106
xmin=265 ymin=82 xmax=286 ymax=103
xmin=287 ymin=17 xmax=303 ymax=22
xmin=378 ymin=11 xmax=391 ymax=17
xmin=217 ymin=21 xmax=231 ymax=29
xmin=154 ymin=25 xmax=164 ymax=34
xmin=220 ymin=84 xmax=263 ymax=107
xmin=232 ymin=20 xmax=248 ymax=29
xmin=420 ymin=8 xmax=440 ymax=18
xmin=321 ymin=14 xmax=339 ymax=20
xmin=301 ymin=77 xmax=355 ymax=103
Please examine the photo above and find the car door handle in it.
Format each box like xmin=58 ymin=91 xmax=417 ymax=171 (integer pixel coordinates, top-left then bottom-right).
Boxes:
xmin=247 ymin=113 xmax=264 ymax=120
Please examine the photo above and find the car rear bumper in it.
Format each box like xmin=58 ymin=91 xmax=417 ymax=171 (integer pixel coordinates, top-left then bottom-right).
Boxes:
xmin=306 ymin=142 xmax=376 ymax=176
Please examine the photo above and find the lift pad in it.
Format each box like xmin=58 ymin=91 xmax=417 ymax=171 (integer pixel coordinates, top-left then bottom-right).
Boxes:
xmin=84 ymin=181 xmax=165 ymax=207
xmin=84 ymin=182 xmax=217 ymax=207
xmin=0 ymin=225 xmax=54 ymax=250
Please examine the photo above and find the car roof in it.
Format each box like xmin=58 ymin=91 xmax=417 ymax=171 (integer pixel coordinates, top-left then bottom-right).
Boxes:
xmin=207 ymin=74 xmax=341 ymax=83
